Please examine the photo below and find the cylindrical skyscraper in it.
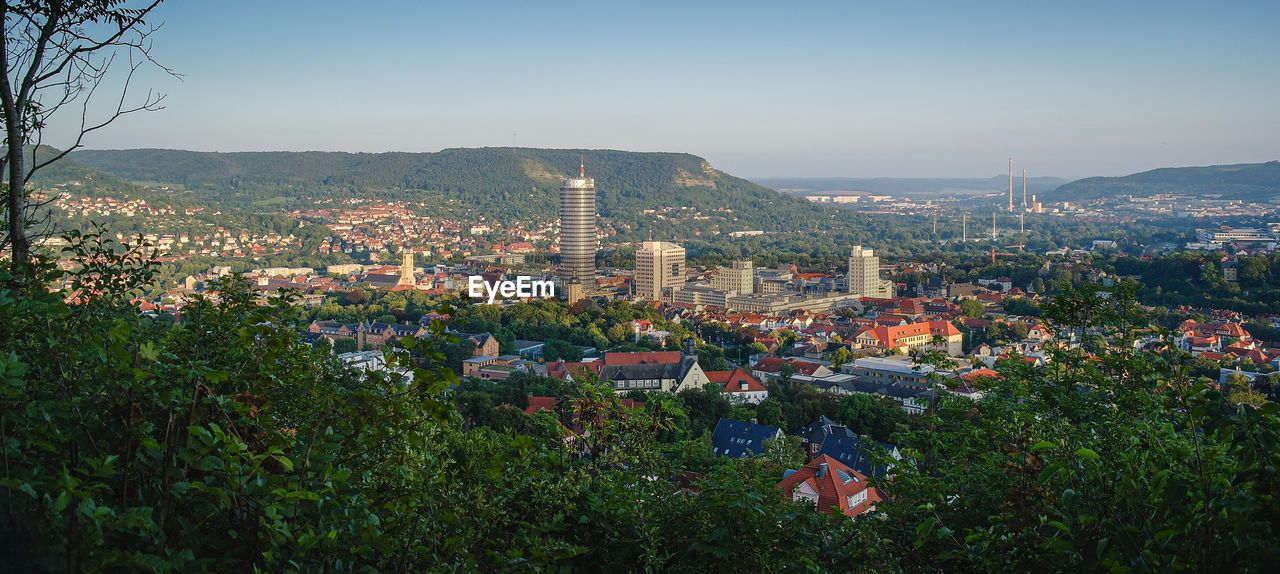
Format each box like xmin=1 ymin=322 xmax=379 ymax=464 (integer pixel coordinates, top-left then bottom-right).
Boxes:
xmin=559 ymin=157 xmax=596 ymax=283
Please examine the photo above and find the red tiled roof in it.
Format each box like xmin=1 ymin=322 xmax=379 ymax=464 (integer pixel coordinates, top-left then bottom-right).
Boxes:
xmin=524 ymin=395 xmax=560 ymax=415
xmin=961 ymin=368 xmax=1001 ymax=381
xmin=754 ymin=356 xmax=824 ymax=376
xmin=775 ymin=455 xmax=881 ymax=518
xmin=857 ymin=320 xmax=961 ymax=349
xmin=605 ymin=351 xmax=682 ymax=365
xmin=706 ymin=371 xmax=734 ymax=384
xmin=546 ymin=360 xmax=603 ymax=380
xmin=716 ymin=368 xmax=768 ymax=394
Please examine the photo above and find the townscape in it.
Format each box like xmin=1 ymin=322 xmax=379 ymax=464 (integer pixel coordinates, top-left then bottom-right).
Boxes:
xmin=4 ymin=1 xmax=1280 ymax=572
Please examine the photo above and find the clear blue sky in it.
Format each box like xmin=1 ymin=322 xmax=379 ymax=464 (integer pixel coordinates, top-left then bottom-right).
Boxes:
xmin=49 ymin=0 xmax=1280 ymax=178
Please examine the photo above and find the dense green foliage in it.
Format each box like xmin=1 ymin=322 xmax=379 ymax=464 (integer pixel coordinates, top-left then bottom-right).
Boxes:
xmin=1107 ymin=251 xmax=1280 ymax=315
xmin=879 ymin=283 xmax=1280 ymax=571
xmin=5 ymin=236 xmax=1280 ymax=572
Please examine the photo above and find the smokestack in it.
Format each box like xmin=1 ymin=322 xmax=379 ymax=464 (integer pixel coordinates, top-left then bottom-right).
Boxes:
xmin=1008 ymin=158 xmax=1014 ymax=213
xmin=992 ymin=211 xmax=997 ymax=240
xmin=1022 ymin=169 xmax=1027 ymax=208
xmin=962 ymin=213 xmax=967 ymax=242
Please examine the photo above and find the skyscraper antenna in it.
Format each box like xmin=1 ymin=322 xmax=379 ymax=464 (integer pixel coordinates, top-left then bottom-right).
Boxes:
xmin=580 ymin=154 xmax=585 ymax=178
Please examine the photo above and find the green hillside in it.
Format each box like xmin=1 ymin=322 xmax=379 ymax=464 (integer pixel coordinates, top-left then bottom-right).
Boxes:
xmin=68 ymin=148 xmax=830 ymax=231
xmin=1052 ymin=160 xmax=1280 ymax=202
xmin=21 ymin=146 xmax=143 ymax=197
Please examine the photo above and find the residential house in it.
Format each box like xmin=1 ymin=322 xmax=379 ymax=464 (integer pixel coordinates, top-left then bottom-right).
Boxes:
xmin=708 ymin=367 xmax=769 ymax=404
xmin=711 ymin=418 xmax=784 ymax=458
xmin=457 ymin=332 xmax=501 ymax=358
xmin=795 ymin=415 xmax=857 ymax=460
xmin=593 ymin=339 xmax=711 ymax=393
xmin=853 ymin=319 xmax=963 ymax=356
xmin=816 ymin=435 xmax=900 ymax=480
xmin=776 ymin=455 xmax=882 ymax=518
xmin=752 ymin=356 xmax=834 ymax=382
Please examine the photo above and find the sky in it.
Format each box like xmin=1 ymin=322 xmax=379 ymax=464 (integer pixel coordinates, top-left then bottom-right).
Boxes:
xmin=39 ymin=0 xmax=1280 ymax=178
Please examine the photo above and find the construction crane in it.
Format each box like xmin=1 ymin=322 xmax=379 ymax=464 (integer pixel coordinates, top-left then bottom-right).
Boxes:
xmin=1005 ymin=244 xmax=1026 ymax=252
xmin=990 ymin=245 xmax=1018 ymax=264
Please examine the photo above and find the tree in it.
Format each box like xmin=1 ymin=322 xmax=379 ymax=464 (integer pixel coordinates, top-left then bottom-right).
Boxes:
xmin=779 ymin=362 xmax=794 ymax=385
xmin=829 ymin=346 xmax=854 ymax=369
xmin=877 ymin=282 xmax=1280 ymax=571
xmin=1225 ymin=372 xmax=1266 ymax=410
xmin=2 ymin=0 xmax=172 ymax=276
xmin=697 ymin=344 xmax=727 ymax=372
xmin=960 ymin=299 xmax=984 ymax=318
xmin=332 ymin=336 xmax=357 ymax=354
xmin=755 ymin=397 xmax=785 ymax=428
xmin=542 ymin=338 xmax=582 ymax=362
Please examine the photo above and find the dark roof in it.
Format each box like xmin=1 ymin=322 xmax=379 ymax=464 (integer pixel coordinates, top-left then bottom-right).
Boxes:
xmin=512 ymin=339 xmax=545 ymax=351
xmin=363 ymin=274 xmax=402 ymax=286
xmin=795 ymin=415 xmax=857 ymax=446
xmin=458 ymin=332 xmax=496 ymax=346
xmin=386 ymin=323 xmax=421 ymax=337
xmin=817 ymin=435 xmax=895 ymax=479
xmin=599 ymin=358 xmax=687 ymax=382
xmin=299 ymin=332 xmax=327 ymax=345
xmin=711 ymin=419 xmax=783 ymax=459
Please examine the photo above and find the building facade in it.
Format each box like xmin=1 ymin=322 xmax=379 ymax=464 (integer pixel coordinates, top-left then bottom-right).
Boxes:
xmin=711 ymin=259 xmax=755 ymax=294
xmin=559 ymin=160 xmax=597 ymax=283
xmin=847 ymin=246 xmax=893 ymax=298
xmin=635 ymin=240 xmax=686 ymax=301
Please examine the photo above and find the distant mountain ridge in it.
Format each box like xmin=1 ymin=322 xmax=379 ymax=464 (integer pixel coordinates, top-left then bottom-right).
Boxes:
xmin=1051 ymin=161 xmax=1280 ymax=202
xmin=67 ymin=148 xmax=830 ymax=232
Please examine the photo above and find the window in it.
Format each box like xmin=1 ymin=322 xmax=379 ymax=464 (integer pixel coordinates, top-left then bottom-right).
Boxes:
xmin=847 ymin=490 xmax=868 ymax=507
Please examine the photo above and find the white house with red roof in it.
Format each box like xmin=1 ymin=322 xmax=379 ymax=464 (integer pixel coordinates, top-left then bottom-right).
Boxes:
xmin=853 ymin=319 xmax=963 ymax=356
xmin=752 ymin=356 xmax=834 ymax=382
xmin=776 ymin=455 xmax=882 ymax=518
xmin=708 ymin=367 xmax=770 ymax=404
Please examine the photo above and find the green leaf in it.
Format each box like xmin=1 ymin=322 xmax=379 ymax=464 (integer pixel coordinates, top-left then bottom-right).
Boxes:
xmin=1074 ymin=448 xmax=1100 ymax=461
xmin=138 ymin=341 xmax=159 ymax=361
xmin=52 ymin=491 xmax=72 ymax=513
xmin=1030 ymin=440 xmax=1059 ymax=451
xmin=274 ymin=454 xmax=294 ymax=472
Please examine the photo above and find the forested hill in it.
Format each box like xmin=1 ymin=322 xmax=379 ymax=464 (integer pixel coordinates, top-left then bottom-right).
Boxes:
xmin=1052 ymin=160 xmax=1280 ymax=202
xmin=68 ymin=147 xmax=830 ymax=229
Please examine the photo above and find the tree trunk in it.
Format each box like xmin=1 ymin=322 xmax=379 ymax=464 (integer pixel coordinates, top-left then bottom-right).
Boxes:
xmin=6 ymin=144 xmax=29 ymax=272
xmin=0 ymin=0 xmax=30 ymax=277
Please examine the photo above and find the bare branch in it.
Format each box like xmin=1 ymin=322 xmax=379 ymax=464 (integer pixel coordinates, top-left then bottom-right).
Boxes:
xmin=27 ymin=53 xmax=166 ymax=179
xmin=24 ymin=1 xmax=166 ymax=95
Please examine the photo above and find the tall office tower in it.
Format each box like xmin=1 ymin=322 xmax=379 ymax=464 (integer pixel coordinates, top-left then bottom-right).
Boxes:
xmin=711 ymin=259 xmax=755 ymax=294
xmin=559 ymin=157 xmax=597 ymax=283
xmin=847 ymin=246 xmax=893 ymax=298
xmin=635 ymin=241 xmax=686 ymax=300
xmin=397 ymin=249 xmax=416 ymax=287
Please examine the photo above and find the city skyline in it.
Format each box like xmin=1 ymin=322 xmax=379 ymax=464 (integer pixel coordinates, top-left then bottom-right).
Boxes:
xmin=36 ymin=0 xmax=1280 ymax=179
